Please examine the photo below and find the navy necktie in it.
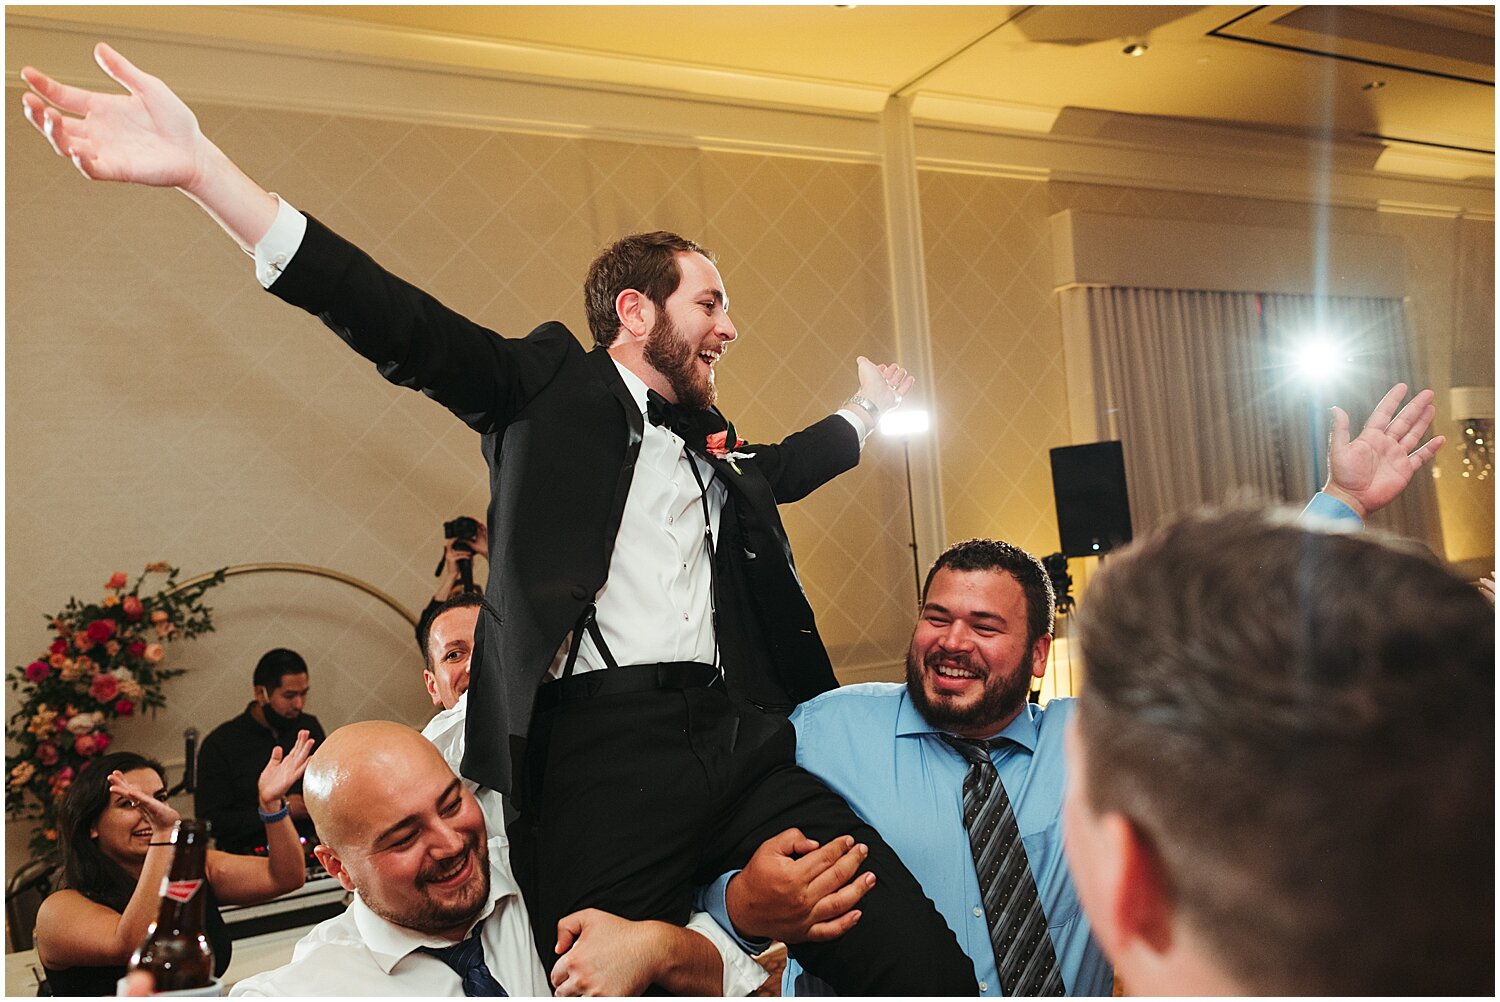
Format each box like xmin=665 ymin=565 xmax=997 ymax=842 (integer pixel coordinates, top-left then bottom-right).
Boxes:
xmin=417 ymin=918 xmax=508 ymax=997
xmin=943 ymin=734 xmax=1064 ymax=996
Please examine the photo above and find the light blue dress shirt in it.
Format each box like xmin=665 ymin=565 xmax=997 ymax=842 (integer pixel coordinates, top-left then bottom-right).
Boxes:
xmin=783 ymin=685 xmax=1112 ymax=997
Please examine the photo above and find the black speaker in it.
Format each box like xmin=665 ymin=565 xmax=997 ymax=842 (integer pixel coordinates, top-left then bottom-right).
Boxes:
xmin=1050 ymin=441 xmax=1133 ymax=558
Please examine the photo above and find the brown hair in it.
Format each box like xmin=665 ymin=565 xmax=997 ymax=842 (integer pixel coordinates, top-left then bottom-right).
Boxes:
xmin=922 ymin=538 xmax=1054 ymax=650
xmin=583 ymin=231 xmax=713 ymax=348
xmin=1074 ymin=508 xmax=1494 ymax=995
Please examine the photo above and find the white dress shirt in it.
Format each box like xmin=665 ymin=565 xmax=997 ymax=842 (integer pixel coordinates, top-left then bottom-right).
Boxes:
xmin=421 ymin=692 xmax=767 ymax=995
xmin=229 ymin=835 xmax=552 ymax=997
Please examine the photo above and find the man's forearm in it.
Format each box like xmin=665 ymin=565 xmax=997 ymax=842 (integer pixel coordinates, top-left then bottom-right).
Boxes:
xmin=642 ymin=922 xmax=729 ymax=996
xmin=179 ymin=137 xmax=280 ymax=254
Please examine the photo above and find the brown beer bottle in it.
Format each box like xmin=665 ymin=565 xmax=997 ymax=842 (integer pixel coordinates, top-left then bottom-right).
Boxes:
xmin=129 ymin=818 xmax=214 ymax=991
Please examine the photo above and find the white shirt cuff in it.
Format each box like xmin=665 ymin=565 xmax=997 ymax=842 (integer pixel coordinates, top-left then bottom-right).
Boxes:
xmin=252 ymin=194 xmax=308 ymax=289
xmin=835 ymin=408 xmax=870 ymax=450
xmin=685 ymin=911 xmax=769 ymax=996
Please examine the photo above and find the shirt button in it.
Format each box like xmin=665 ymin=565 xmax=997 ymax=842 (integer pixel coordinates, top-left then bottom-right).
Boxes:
xmin=972 ymin=907 xmax=983 ymax=918
xmin=682 ymin=612 xmax=690 ymax=621
xmin=979 ymin=982 xmax=989 ymax=993
xmin=667 ymin=516 xmax=674 ymax=524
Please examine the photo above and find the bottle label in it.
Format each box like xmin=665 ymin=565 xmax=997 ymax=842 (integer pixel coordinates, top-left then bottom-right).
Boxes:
xmin=158 ymin=877 xmax=205 ymax=903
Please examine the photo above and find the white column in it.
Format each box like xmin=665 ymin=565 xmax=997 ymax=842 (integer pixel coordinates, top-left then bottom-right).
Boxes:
xmin=880 ymin=95 xmax=947 ymax=602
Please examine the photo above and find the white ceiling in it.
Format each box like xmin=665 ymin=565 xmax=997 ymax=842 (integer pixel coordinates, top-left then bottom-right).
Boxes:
xmin=274 ymin=4 xmax=1495 ymax=153
xmin=11 ymin=5 xmax=1495 ymax=180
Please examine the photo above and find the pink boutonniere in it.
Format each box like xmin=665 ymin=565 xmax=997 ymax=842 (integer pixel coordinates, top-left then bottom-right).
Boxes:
xmin=705 ymin=424 xmax=755 ymax=474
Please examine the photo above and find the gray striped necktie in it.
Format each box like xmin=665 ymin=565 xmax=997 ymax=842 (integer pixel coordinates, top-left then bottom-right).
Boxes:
xmin=943 ymin=735 xmax=1064 ymax=996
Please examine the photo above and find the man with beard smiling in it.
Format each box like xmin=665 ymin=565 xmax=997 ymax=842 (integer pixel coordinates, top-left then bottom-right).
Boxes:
xmin=777 ymin=381 xmax=1445 ymax=996
xmin=229 ymin=722 xmax=768 ymax=996
xmin=24 ymin=45 xmax=977 ymax=995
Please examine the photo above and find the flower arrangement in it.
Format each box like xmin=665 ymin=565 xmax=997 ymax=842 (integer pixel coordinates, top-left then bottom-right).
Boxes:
xmin=6 ymin=563 xmax=225 ymax=858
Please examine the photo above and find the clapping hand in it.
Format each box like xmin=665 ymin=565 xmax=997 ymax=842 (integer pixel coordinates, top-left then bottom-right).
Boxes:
xmin=22 ymin=43 xmax=206 ymax=188
xmin=1324 ymin=383 xmax=1444 ymax=518
xmin=108 ymin=769 xmax=179 ymax=839
xmin=257 ymin=729 xmax=315 ymax=812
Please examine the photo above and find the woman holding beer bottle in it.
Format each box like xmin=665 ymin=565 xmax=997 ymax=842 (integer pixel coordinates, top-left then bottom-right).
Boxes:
xmin=34 ymin=733 xmax=314 ymax=995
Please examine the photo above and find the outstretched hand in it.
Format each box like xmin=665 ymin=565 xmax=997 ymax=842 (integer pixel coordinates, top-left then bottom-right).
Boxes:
xmin=257 ymin=729 xmax=316 ymax=810
xmin=1324 ymin=383 xmax=1444 ymax=518
xmin=21 ymin=43 xmax=205 ymax=188
xmin=108 ymin=769 xmax=180 ymax=838
xmin=856 ymin=357 xmax=913 ymax=414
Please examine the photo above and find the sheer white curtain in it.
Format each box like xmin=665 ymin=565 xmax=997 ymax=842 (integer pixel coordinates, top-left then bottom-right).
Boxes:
xmin=1062 ymin=286 xmax=1439 ymax=545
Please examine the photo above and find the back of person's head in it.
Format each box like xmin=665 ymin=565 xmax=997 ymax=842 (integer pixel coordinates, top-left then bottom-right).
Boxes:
xmin=922 ymin=537 xmax=1055 ymax=649
xmin=415 ymin=592 xmax=486 ymax=669
xmin=253 ymin=647 xmax=307 ymax=690
xmin=57 ymin=751 xmax=167 ymax=911
xmin=583 ymin=231 xmax=713 ymax=349
xmin=1073 ymin=508 xmax=1494 ymax=995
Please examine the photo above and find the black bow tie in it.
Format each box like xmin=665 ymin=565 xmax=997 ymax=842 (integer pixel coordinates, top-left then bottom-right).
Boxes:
xmin=645 ymin=388 xmax=691 ymax=437
xmin=647 ymin=388 xmax=726 ymax=443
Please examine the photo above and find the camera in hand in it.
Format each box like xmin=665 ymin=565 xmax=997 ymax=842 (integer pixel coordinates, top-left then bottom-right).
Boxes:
xmin=441 ymin=516 xmax=482 ymax=594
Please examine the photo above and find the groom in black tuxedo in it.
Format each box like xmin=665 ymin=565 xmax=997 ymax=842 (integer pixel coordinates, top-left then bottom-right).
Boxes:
xmin=23 ymin=46 xmax=979 ymax=994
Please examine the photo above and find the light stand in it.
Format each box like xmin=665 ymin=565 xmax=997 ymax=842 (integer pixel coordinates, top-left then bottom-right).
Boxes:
xmin=880 ymin=409 xmax=931 ymax=608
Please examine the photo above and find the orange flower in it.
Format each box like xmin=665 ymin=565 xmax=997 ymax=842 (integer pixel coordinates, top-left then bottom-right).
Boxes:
xmin=104 ymin=640 xmax=121 ymax=657
xmin=105 ymin=572 xmax=128 ymax=590
xmin=48 ymin=653 xmax=66 ymax=669
xmin=121 ymin=595 xmax=144 ymax=621
xmin=143 ymin=643 xmax=166 ymax=664
xmin=150 ymin=610 xmax=170 ymax=624
xmin=73 ymin=631 xmax=95 ymax=653
xmin=145 ymin=561 xmax=170 ymax=574
xmin=102 ymin=595 xmax=119 ymax=608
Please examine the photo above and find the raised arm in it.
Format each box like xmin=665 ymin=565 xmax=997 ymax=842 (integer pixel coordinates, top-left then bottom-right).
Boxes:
xmin=207 ymin=731 xmax=314 ymax=905
xmin=33 ymin=771 xmax=179 ymax=969
xmin=1322 ymin=382 xmax=1444 ymax=518
xmin=21 ymin=43 xmax=278 ymax=251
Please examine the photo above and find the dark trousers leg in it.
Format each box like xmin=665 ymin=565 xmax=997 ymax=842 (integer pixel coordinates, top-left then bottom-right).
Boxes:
xmin=705 ymin=703 xmax=978 ymax=996
xmin=511 ymin=685 xmax=977 ymax=996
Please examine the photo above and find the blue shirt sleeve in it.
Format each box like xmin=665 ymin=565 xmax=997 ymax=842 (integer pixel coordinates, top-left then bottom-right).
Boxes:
xmin=1300 ymin=491 xmax=1363 ymax=527
xmin=694 ymin=871 xmax=772 ymax=955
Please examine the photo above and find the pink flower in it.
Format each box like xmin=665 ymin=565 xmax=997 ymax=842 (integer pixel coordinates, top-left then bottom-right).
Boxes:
xmin=143 ymin=643 xmax=165 ymax=664
xmin=94 ymin=731 xmax=112 ymax=752
xmin=105 ymin=572 xmax=128 ymax=591
xmin=25 ymin=660 xmax=50 ymax=682
xmin=73 ymin=733 xmax=98 ymax=757
xmin=89 ymin=674 xmax=120 ymax=703
xmin=104 ymin=640 xmax=120 ymax=657
xmin=121 ymin=596 xmax=144 ymax=622
xmin=48 ymin=653 xmax=67 ymax=669
xmin=49 ymin=638 xmax=68 ymax=656
xmin=73 ymin=630 xmax=95 ymax=653
xmin=86 ymin=620 xmax=116 ymax=644
xmin=114 ymin=698 xmax=135 ymax=716
xmin=126 ymin=640 xmax=146 ymax=658
xmin=36 ymin=743 xmax=58 ymax=766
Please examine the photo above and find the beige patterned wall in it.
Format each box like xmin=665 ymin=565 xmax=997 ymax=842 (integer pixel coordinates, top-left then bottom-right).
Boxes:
xmin=6 ymin=92 xmax=914 ymax=870
xmin=7 ymin=77 xmax=1491 ymax=878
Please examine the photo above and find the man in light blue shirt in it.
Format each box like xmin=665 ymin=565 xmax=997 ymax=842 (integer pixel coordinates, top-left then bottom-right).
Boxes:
xmin=778 ymin=382 xmax=1443 ymax=996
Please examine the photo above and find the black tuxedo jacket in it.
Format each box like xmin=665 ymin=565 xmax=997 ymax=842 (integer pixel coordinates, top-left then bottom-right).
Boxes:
xmin=271 ymin=216 xmax=857 ymax=795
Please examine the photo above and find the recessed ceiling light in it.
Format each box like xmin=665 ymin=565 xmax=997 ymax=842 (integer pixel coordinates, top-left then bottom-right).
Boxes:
xmin=1123 ymin=43 xmax=1148 ymax=57
xmin=1363 ymin=80 xmax=1387 ymax=91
